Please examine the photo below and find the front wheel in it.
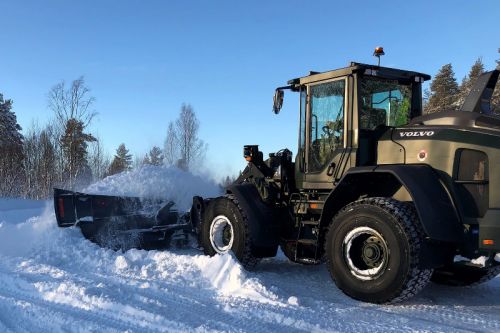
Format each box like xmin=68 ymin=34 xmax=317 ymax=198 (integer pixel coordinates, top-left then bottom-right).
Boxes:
xmin=325 ymin=198 xmax=433 ymax=304
xmin=200 ymin=195 xmax=260 ymax=269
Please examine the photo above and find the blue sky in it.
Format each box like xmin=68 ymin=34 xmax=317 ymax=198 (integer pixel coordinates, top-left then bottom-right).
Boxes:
xmin=1 ymin=0 xmax=499 ymax=180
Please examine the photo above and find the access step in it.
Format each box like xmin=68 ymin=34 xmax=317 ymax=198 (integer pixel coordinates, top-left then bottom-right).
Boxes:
xmin=297 ymin=239 xmax=318 ymax=246
xmin=301 ymin=220 xmax=320 ymax=226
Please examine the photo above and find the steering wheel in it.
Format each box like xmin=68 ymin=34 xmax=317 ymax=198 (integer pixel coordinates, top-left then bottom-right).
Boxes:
xmin=322 ymin=125 xmax=333 ymax=138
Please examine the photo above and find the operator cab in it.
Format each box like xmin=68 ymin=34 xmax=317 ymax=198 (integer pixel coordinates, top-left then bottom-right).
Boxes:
xmin=273 ymin=62 xmax=430 ymax=190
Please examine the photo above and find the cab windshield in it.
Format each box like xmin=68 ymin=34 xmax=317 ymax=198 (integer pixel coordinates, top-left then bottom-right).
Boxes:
xmin=359 ymin=77 xmax=413 ymax=129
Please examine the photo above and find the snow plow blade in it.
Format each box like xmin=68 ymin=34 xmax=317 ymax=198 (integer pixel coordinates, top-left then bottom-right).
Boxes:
xmin=54 ymin=188 xmax=191 ymax=249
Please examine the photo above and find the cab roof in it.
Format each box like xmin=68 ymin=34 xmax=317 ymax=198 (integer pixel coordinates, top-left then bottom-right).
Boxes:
xmin=287 ymin=62 xmax=431 ymax=86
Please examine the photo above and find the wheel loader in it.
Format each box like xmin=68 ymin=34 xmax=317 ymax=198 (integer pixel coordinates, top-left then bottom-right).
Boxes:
xmin=55 ymin=59 xmax=500 ymax=304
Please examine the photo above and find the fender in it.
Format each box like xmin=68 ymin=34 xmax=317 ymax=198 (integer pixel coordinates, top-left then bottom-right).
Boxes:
xmin=320 ymin=164 xmax=463 ymax=243
xmin=224 ymin=183 xmax=284 ymax=256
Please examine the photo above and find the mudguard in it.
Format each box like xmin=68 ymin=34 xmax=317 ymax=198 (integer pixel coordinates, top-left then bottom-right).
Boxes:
xmin=225 ymin=183 xmax=284 ymax=255
xmin=321 ymin=165 xmax=463 ymax=243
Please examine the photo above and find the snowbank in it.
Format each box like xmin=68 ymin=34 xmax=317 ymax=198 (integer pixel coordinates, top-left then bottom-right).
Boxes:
xmin=0 ymin=202 xmax=55 ymax=257
xmin=0 ymin=165 xmax=499 ymax=332
xmin=0 ymin=198 xmax=48 ymax=225
xmin=83 ymin=165 xmax=221 ymax=211
xmin=193 ymin=253 xmax=281 ymax=305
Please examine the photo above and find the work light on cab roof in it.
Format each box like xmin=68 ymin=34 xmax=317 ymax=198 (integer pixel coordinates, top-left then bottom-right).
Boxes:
xmin=373 ymin=46 xmax=385 ymax=66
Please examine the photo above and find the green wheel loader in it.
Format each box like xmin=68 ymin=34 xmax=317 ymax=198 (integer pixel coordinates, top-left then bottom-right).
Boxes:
xmin=55 ymin=60 xmax=500 ymax=304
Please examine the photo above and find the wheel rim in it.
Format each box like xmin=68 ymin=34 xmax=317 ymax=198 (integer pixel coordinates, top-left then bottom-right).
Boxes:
xmin=343 ymin=226 xmax=389 ymax=281
xmin=209 ymin=215 xmax=234 ymax=254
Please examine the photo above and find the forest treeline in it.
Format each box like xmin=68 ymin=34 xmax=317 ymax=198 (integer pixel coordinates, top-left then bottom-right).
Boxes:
xmin=1 ymin=49 xmax=499 ymax=199
xmin=0 ymin=77 xmax=206 ymax=199
xmin=424 ymin=50 xmax=500 ymax=113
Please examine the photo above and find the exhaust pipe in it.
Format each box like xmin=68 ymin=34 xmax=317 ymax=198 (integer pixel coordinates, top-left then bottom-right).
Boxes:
xmin=460 ymin=69 xmax=499 ymax=114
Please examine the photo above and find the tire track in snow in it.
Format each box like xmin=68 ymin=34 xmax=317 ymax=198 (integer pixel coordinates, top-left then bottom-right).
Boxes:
xmin=0 ymin=262 xmax=190 ymax=333
xmin=0 ymin=285 xmax=187 ymax=333
xmin=4 ymin=257 xmax=291 ymax=333
xmin=72 ymin=268 xmax=307 ymax=333
xmin=16 ymin=250 xmax=500 ymax=333
xmin=254 ymin=259 xmax=500 ymax=332
xmin=2 ymin=221 xmax=500 ymax=333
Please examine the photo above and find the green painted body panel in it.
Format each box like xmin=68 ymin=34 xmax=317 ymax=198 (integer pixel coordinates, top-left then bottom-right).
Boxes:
xmin=383 ymin=127 xmax=500 ymax=210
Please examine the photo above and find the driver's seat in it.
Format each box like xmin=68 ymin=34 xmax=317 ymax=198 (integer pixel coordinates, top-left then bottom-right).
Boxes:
xmin=360 ymin=107 xmax=386 ymax=130
xmin=358 ymin=108 xmax=387 ymax=166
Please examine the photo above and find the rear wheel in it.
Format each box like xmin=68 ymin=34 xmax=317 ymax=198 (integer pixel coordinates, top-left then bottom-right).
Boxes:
xmin=200 ymin=195 xmax=260 ymax=269
xmin=325 ymin=197 xmax=432 ymax=304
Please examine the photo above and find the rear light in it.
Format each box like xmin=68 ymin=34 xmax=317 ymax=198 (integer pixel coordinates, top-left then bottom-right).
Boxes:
xmin=58 ymin=198 xmax=65 ymax=219
xmin=483 ymin=239 xmax=494 ymax=246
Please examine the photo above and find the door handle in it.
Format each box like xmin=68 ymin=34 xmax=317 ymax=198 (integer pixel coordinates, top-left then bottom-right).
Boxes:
xmin=327 ymin=162 xmax=336 ymax=176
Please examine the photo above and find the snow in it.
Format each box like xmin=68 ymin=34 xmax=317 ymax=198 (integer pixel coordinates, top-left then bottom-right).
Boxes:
xmin=83 ymin=165 xmax=221 ymax=211
xmin=0 ymin=166 xmax=499 ymax=332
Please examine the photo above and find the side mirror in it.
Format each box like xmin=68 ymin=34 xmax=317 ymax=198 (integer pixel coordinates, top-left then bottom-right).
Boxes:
xmin=273 ymin=89 xmax=284 ymax=114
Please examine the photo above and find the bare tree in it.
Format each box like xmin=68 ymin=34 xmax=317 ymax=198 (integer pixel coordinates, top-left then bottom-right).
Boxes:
xmin=22 ymin=124 xmax=37 ymax=198
xmin=164 ymin=122 xmax=178 ymax=166
xmin=48 ymin=77 xmax=96 ymax=128
xmin=38 ymin=127 xmax=57 ymax=197
xmin=48 ymin=76 xmax=97 ymax=188
xmin=88 ymin=135 xmax=110 ymax=182
xmin=163 ymin=104 xmax=206 ymax=171
xmin=176 ymin=104 xmax=205 ymax=169
xmin=22 ymin=122 xmax=57 ymax=199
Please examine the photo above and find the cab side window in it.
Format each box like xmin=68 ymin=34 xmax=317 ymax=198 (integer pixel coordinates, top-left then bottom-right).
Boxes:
xmin=308 ymin=80 xmax=345 ymax=173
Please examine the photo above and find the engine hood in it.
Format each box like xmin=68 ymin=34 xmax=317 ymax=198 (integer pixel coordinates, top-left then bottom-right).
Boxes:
xmin=409 ymin=110 xmax=500 ymax=133
xmin=407 ymin=69 xmax=500 ymax=133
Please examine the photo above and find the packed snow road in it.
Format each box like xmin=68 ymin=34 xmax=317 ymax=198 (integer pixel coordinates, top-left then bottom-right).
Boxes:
xmin=1 ymin=167 xmax=499 ymax=333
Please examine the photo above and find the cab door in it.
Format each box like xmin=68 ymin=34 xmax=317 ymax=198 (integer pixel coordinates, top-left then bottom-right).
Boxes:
xmin=303 ymin=77 xmax=350 ymax=189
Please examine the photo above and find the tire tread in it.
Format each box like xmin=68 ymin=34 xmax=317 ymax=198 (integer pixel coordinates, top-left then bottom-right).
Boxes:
xmin=325 ymin=197 xmax=433 ymax=304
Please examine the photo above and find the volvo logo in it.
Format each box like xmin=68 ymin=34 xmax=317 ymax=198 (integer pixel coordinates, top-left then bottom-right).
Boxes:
xmin=398 ymin=131 xmax=435 ymax=138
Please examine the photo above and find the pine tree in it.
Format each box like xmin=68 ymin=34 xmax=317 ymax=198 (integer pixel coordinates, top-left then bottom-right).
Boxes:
xmin=0 ymin=94 xmax=25 ymax=197
xmin=492 ymin=48 xmax=500 ymax=113
xmin=142 ymin=154 xmax=151 ymax=166
xmin=424 ymin=64 xmax=460 ymax=114
xmin=109 ymin=143 xmax=132 ymax=175
xmin=456 ymin=58 xmax=485 ymax=109
xmin=147 ymin=146 xmax=163 ymax=166
xmin=0 ymin=94 xmax=23 ymax=145
xmin=60 ymin=118 xmax=96 ymax=188
xmin=221 ymin=175 xmax=235 ymax=187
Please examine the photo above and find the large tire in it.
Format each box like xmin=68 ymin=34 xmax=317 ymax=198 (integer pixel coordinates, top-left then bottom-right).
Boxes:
xmin=325 ymin=197 xmax=433 ymax=304
xmin=200 ymin=195 xmax=260 ymax=270
xmin=432 ymin=263 xmax=500 ymax=286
